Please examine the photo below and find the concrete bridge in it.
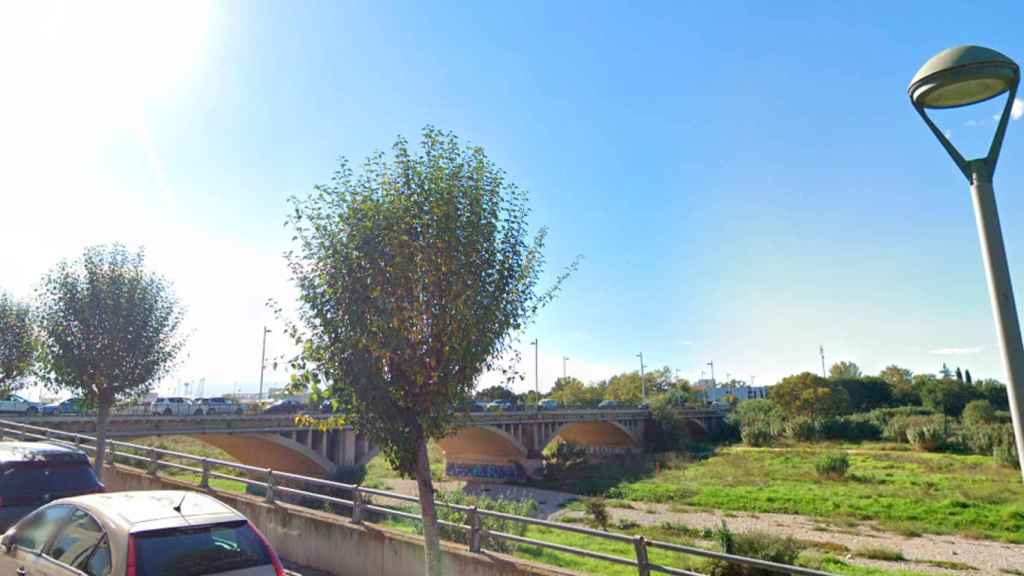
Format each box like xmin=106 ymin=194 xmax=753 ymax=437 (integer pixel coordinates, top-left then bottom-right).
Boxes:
xmin=12 ymin=407 xmax=725 ymax=481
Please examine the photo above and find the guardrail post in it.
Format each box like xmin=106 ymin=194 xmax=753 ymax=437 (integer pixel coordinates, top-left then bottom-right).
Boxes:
xmin=107 ymin=443 xmax=116 ymax=466
xmin=468 ymin=506 xmax=481 ymax=553
xmin=148 ymin=448 xmax=159 ymax=476
xmin=200 ymin=459 xmax=211 ymax=489
xmin=264 ymin=469 xmax=275 ymax=503
xmin=633 ymin=535 xmax=650 ymax=576
xmin=351 ymin=486 xmax=363 ymax=524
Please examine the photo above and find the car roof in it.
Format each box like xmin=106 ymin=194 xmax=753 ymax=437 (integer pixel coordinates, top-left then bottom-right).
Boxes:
xmin=62 ymin=491 xmax=245 ymax=534
xmin=0 ymin=442 xmax=90 ymax=465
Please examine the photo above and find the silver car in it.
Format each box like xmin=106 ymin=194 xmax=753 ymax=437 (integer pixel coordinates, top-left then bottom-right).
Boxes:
xmin=0 ymin=490 xmax=285 ymax=576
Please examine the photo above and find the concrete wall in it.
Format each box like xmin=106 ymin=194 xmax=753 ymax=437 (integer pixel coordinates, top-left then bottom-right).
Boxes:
xmin=102 ymin=464 xmax=576 ymax=576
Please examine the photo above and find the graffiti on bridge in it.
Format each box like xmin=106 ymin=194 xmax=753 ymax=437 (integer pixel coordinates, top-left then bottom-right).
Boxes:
xmin=446 ymin=462 xmax=525 ymax=482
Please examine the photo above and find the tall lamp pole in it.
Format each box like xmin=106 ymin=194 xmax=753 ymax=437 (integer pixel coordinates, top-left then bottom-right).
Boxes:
xmin=530 ymin=339 xmax=539 ymax=399
xmin=706 ymin=361 xmax=715 ymax=384
xmin=562 ymin=356 xmax=569 ymax=379
xmin=636 ymin=352 xmax=646 ymax=402
xmin=259 ymin=326 xmax=271 ymax=401
xmin=909 ymin=45 xmax=1024 ymax=478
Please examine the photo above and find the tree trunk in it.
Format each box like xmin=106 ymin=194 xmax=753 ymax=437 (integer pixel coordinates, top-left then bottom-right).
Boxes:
xmin=415 ymin=438 xmax=444 ymax=576
xmin=93 ymin=400 xmax=110 ymax=481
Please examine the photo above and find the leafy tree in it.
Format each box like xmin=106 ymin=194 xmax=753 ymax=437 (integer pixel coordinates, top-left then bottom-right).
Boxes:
xmin=648 ymin=388 xmax=695 ymax=451
xmin=0 ymin=292 xmax=35 ymax=395
xmin=919 ymin=376 xmax=978 ymax=417
xmin=769 ymin=372 xmax=849 ymax=419
xmin=955 ymin=367 xmax=964 ymax=383
xmin=727 ymin=399 xmax=782 ymax=446
xmin=973 ymin=378 xmax=1010 ymax=411
xmin=965 ymin=369 xmax=973 ymax=385
xmin=36 ymin=245 xmax=184 ymax=478
xmin=605 ymin=366 xmax=672 ymax=406
xmin=548 ymin=377 xmax=603 ymax=407
xmin=962 ymin=399 xmax=996 ymax=426
xmin=475 ymin=385 xmax=516 ymax=402
xmin=829 ymin=361 xmax=862 ymax=380
xmin=880 ymin=365 xmax=918 ymax=406
xmin=285 ymin=128 xmax=572 ymax=575
xmin=833 ymin=377 xmax=892 ymax=413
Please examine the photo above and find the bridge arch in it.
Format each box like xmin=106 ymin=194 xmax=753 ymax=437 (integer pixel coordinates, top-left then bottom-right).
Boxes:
xmin=436 ymin=425 xmax=530 ymax=482
xmin=543 ymin=420 xmax=641 ymax=455
xmin=179 ymin=433 xmax=337 ymax=477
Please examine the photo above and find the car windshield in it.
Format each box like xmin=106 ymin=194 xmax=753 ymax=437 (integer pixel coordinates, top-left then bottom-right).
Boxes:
xmin=0 ymin=462 xmax=100 ymax=498
xmin=133 ymin=520 xmax=270 ymax=576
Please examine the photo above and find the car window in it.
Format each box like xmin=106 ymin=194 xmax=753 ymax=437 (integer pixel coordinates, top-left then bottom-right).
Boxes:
xmin=14 ymin=505 xmax=74 ymax=553
xmin=133 ymin=520 xmax=271 ymax=576
xmin=0 ymin=462 xmax=101 ymax=500
xmin=82 ymin=536 xmax=111 ymax=576
xmin=47 ymin=508 xmax=106 ymax=571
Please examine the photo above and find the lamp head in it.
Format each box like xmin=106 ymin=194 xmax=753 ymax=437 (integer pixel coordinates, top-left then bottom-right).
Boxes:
xmin=909 ymin=45 xmax=1018 ymax=109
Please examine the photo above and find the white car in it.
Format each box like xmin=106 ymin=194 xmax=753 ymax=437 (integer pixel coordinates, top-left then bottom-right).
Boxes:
xmin=150 ymin=397 xmax=196 ymax=416
xmin=193 ymin=398 xmax=245 ymax=416
xmin=0 ymin=394 xmax=41 ymax=415
xmin=0 ymin=490 xmax=285 ymax=576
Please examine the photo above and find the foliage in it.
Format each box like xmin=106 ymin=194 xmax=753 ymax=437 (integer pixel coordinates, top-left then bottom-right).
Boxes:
xmin=962 ymin=399 xmax=996 ymax=427
xmin=973 ymin=379 xmax=1010 ymax=411
xmin=854 ymin=546 xmax=905 ymax=562
xmin=543 ymin=442 xmax=590 ymax=480
xmin=919 ymin=376 xmax=978 ymax=417
xmin=829 ymin=361 xmax=862 ymax=380
xmin=604 ymin=366 xmax=675 ymax=405
xmin=285 ymin=127 xmax=574 ymax=574
xmin=0 ymin=292 xmax=35 ymax=394
xmin=770 ymin=372 xmax=849 ymax=419
xmin=820 ymin=414 xmax=882 ymax=442
xmin=548 ymin=376 xmax=604 ymax=408
xmin=906 ymin=422 xmax=947 ymax=452
xmin=583 ymin=498 xmax=610 ymax=531
xmin=992 ymin=424 xmax=1020 ymax=469
xmin=879 ymin=365 xmax=916 ymax=405
xmin=958 ymin=422 xmax=1003 ymax=456
xmin=475 ymin=385 xmax=516 ymax=402
xmin=728 ymin=399 xmax=782 ymax=447
xmin=710 ymin=523 xmax=804 ymax=576
xmin=432 ymin=490 xmax=537 ymax=554
xmin=785 ymin=416 xmax=821 ymax=441
xmin=35 ymin=245 xmax=184 ymax=478
xmin=648 ymin=390 xmax=694 ymax=451
xmin=815 ymin=451 xmax=850 ymax=480
xmin=833 ymin=377 xmax=892 ymax=413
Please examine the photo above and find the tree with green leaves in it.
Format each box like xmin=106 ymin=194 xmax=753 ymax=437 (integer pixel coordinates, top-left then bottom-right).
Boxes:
xmin=0 ymin=292 xmax=35 ymax=395
xmin=36 ymin=245 xmax=185 ymax=479
xmin=474 ymin=385 xmax=516 ymax=402
xmin=769 ymin=372 xmax=849 ymax=419
xmin=833 ymin=377 xmax=892 ymax=412
xmin=828 ymin=361 xmax=862 ymax=380
xmin=285 ymin=127 xmax=574 ymax=575
xmin=880 ymin=365 xmax=918 ymax=406
xmin=965 ymin=369 xmax=973 ymax=385
xmin=548 ymin=376 xmax=603 ymax=407
xmin=919 ymin=375 xmax=977 ymax=417
xmin=955 ymin=366 xmax=964 ymax=383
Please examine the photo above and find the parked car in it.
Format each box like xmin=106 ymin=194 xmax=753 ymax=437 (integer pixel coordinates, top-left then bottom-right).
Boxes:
xmin=0 ymin=394 xmax=41 ymax=415
xmin=537 ymin=398 xmax=558 ymax=411
xmin=150 ymin=397 xmax=195 ymax=416
xmin=597 ymin=399 xmax=618 ymax=408
xmin=486 ymin=399 xmax=514 ymax=412
xmin=0 ymin=442 xmax=105 ymax=532
xmin=193 ymin=397 xmax=245 ymax=416
xmin=42 ymin=398 xmax=84 ymax=416
xmin=0 ymin=490 xmax=286 ymax=576
xmin=263 ymin=399 xmax=303 ymax=415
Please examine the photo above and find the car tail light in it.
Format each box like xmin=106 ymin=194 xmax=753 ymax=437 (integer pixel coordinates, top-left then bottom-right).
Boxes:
xmin=126 ymin=536 xmax=137 ymax=576
xmin=249 ymin=522 xmax=285 ymax=576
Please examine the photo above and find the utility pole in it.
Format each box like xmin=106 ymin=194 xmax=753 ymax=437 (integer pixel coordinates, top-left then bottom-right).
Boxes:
xmin=636 ymin=352 xmax=646 ymax=402
xmin=562 ymin=356 xmax=569 ymax=380
xmin=706 ymin=361 xmax=715 ymax=384
xmin=530 ymin=339 xmax=539 ymax=400
xmin=259 ymin=326 xmax=271 ymax=400
xmin=819 ymin=345 xmax=826 ymax=378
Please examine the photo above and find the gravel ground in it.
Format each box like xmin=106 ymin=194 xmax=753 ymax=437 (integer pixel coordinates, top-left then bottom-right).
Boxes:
xmin=380 ymin=478 xmax=1024 ymax=576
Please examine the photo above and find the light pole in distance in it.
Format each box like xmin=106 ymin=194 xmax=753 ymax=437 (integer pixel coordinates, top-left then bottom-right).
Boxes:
xmin=259 ymin=326 xmax=271 ymax=401
xmin=908 ymin=45 xmax=1024 ymax=478
xmin=636 ymin=352 xmax=646 ymax=402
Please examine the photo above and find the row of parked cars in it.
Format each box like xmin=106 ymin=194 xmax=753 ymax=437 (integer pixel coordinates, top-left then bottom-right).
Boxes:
xmin=0 ymin=440 xmax=287 ymax=575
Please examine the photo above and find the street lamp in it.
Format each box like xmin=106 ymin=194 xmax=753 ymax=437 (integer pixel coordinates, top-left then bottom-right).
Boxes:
xmin=909 ymin=45 xmax=1024 ymax=478
xmin=636 ymin=352 xmax=646 ymax=402
xmin=259 ymin=326 xmax=271 ymax=401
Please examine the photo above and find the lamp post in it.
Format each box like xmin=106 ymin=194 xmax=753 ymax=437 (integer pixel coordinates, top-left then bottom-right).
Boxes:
xmin=909 ymin=45 xmax=1024 ymax=478
xmin=530 ymin=339 xmax=539 ymax=399
xmin=259 ymin=326 xmax=271 ymax=401
xmin=562 ymin=356 xmax=569 ymax=380
xmin=636 ymin=352 xmax=646 ymax=402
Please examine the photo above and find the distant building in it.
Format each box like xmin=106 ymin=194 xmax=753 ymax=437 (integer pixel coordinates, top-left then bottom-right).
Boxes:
xmin=692 ymin=380 xmax=768 ymax=405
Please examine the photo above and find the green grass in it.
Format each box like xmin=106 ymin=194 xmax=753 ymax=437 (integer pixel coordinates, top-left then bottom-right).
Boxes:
xmin=597 ymin=443 xmax=1024 ymax=543
xmin=363 ymin=440 xmax=445 ymax=486
xmin=127 ymin=436 xmax=247 ymax=493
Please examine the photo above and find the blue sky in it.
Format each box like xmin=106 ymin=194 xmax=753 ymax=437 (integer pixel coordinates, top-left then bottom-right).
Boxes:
xmin=3 ymin=1 xmax=1024 ymax=397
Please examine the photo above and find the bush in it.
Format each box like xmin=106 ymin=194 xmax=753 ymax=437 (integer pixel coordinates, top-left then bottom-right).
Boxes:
xmin=906 ymin=422 xmax=947 ymax=452
xmin=884 ymin=413 xmax=943 ymax=444
xmin=855 ymin=546 xmax=905 ymax=562
xmin=543 ymin=442 xmax=588 ymax=480
xmin=729 ymin=400 xmax=782 ymax=447
xmin=709 ymin=523 xmax=804 ymax=576
xmin=784 ymin=417 xmax=820 ymax=441
xmin=993 ymin=424 xmax=1021 ymax=469
xmin=822 ymin=415 xmax=882 ymax=442
xmin=741 ymin=423 xmax=778 ymax=447
xmin=584 ymin=498 xmax=610 ymax=531
xmin=958 ymin=422 xmax=1002 ymax=455
xmin=962 ymin=399 xmax=996 ymax=427
xmin=815 ymin=451 xmax=850 ymax=480
xmin=432 ymin=490 xmax=538 ymax=554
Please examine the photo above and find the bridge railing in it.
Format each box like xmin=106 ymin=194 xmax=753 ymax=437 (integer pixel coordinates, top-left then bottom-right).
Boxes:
xmin=0 ymin=419 xmax=831 ymax=576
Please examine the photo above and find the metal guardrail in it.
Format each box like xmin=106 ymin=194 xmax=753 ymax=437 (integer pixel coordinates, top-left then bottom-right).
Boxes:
xmin=0 ymin=419 xmax=831 ymax=576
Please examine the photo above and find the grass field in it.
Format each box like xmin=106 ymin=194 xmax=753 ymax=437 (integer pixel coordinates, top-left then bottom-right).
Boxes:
xmin=598 ymin=443 xmax=1024 ymax=543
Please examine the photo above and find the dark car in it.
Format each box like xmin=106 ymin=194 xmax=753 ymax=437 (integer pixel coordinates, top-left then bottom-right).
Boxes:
xmin=41 ymin=398 xmax=83 ymax=416
xmin=0 ymin=442 xmax=104 ymax=532
xmin=263 ymin=399 xmax=303 ymax=415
